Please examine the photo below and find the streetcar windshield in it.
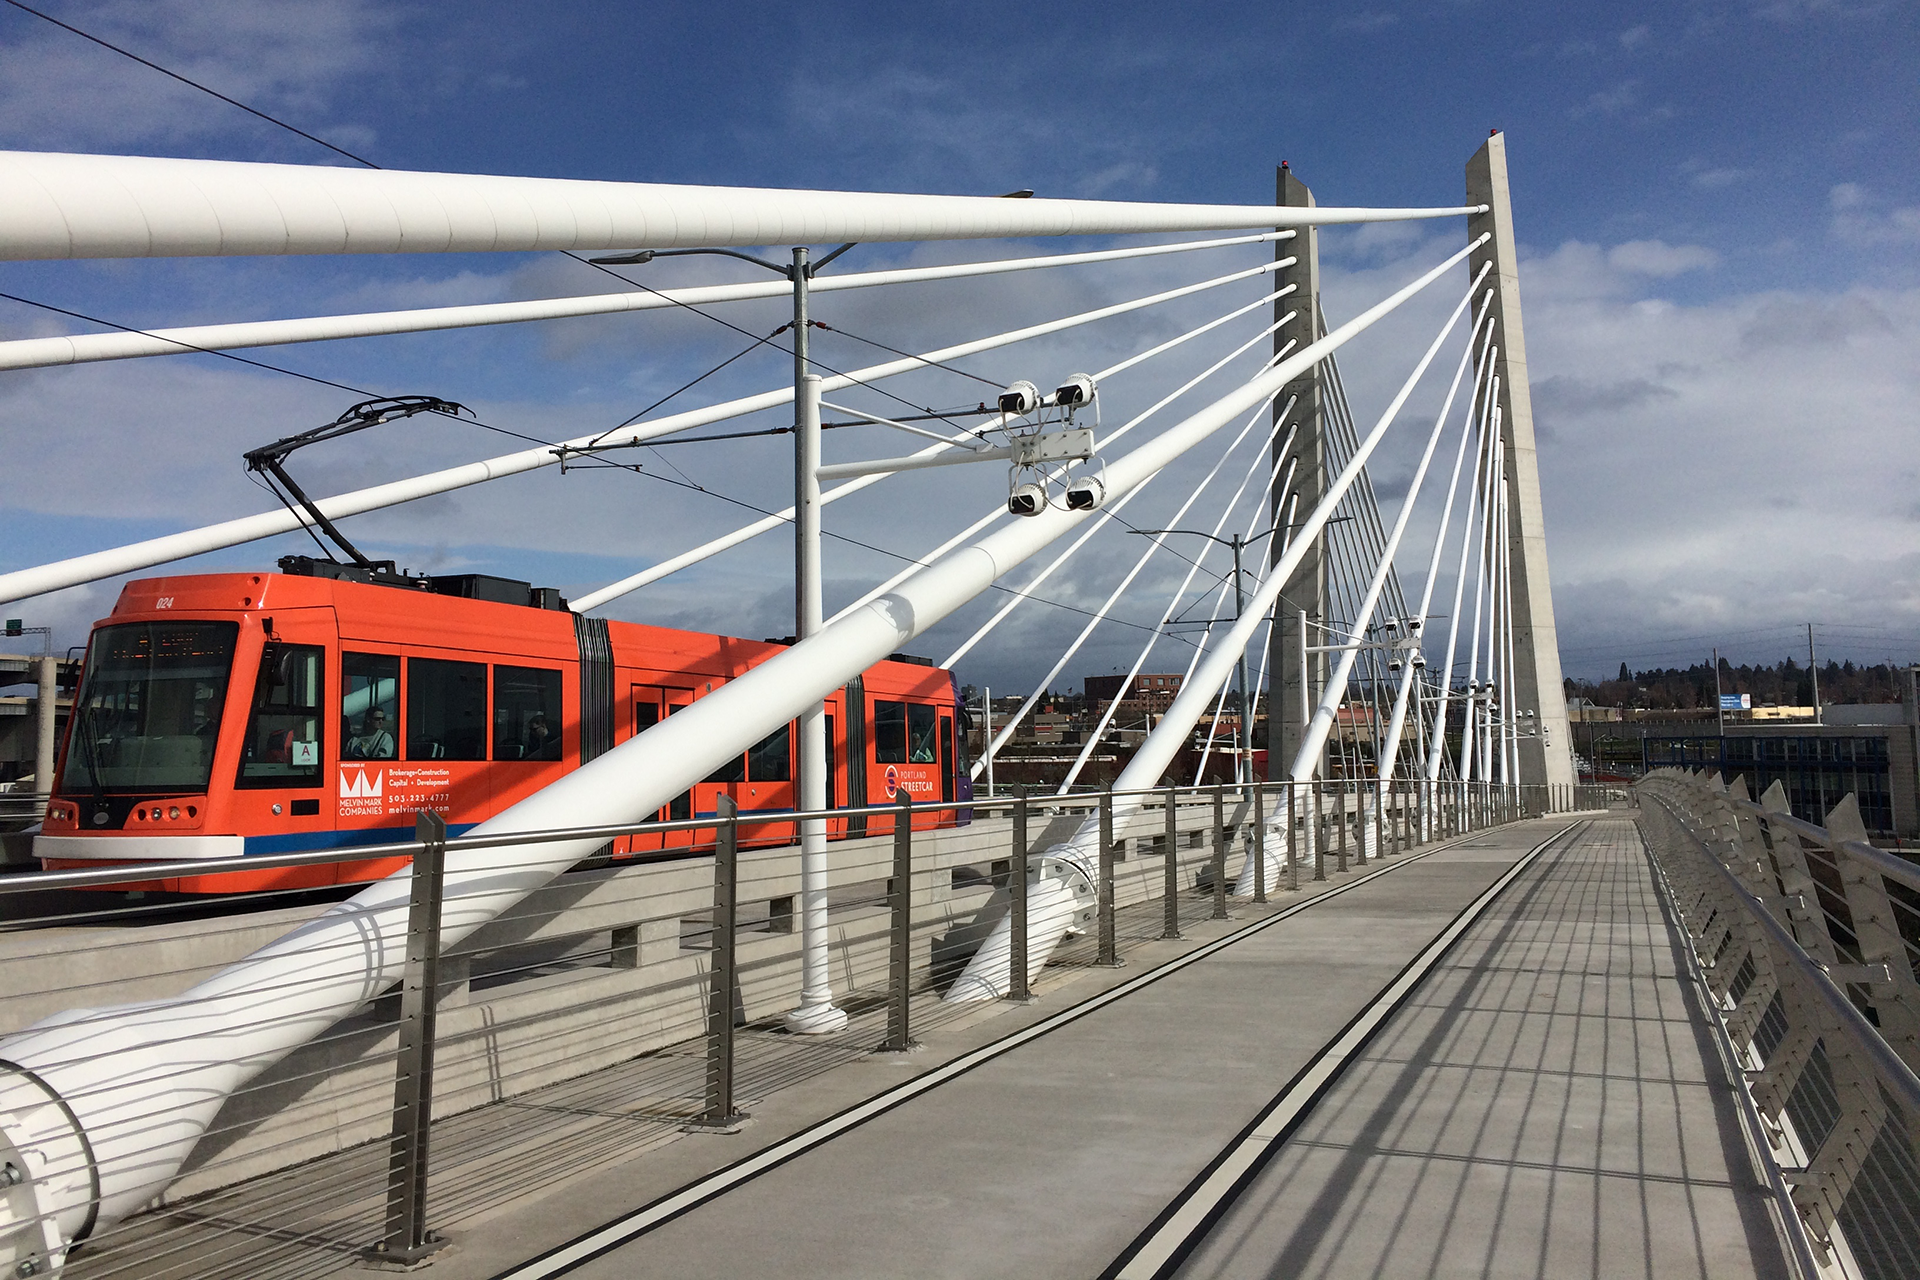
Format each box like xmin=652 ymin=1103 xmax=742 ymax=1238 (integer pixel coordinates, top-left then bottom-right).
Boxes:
xmin=63 ymin=621 xmax=239 ymax=793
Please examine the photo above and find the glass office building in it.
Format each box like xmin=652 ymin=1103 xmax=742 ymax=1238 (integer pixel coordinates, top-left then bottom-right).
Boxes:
xmin=1643 ymin=733 xmax=1897 ymax=833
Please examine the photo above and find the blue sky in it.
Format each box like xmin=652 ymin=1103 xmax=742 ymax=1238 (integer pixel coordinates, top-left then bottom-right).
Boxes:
xmin=0 ymin=0 xmax=1915 ymax=687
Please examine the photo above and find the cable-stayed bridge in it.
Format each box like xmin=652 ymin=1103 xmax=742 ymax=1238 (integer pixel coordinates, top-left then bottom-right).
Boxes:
xmin=0 ymin=137 xmax=1914 ymax=1280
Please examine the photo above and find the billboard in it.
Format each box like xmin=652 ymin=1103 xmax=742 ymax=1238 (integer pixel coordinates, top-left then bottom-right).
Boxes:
xmin=1719 ymin=693 xmax=1751 ymax=711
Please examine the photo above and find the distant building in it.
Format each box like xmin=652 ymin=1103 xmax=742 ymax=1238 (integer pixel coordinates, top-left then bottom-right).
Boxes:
xmin=1085 ymin=673 xmax=1185 ymax=710
xmin=1643 ymin=719 xmax=1919 ymax=837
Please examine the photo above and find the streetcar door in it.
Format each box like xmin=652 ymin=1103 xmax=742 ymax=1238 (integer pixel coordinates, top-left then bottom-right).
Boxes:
xmin=628 ymin=684 xmax=695 ymax=853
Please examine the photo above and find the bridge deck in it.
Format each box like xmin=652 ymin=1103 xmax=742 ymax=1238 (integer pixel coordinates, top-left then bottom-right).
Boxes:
xmin=428 ymin=815 xmax=1791 ymax=1280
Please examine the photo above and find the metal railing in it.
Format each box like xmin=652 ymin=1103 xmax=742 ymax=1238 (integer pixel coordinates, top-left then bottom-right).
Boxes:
xmin=0 ymin=776 xmax=1586 ymax=1280
xmin=1637 ymin=768 xmax=1920 ymax=1280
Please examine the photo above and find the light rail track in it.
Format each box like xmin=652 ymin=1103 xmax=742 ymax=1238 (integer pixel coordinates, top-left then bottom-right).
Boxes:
xmin=488 ymin=820 xmax=1586 ymax=1280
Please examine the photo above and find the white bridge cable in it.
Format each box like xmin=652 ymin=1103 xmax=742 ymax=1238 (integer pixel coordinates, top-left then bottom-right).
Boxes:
xmin=0 ymin=233 xmax=1295 ymax=373
xmin=0 ymin=149 xmax=1488 ymax=262
xmin=939 ymin=310 xmax=1298 ymax=669
xmin=1185 ymin=451 xmax=1296 ymax=786
xmin=1455 ymin=389 xmax=1501 ymax=782
xmin=1376 ymin=302 xmax=1496 ymax=781
xmin=966 ymin=388 xmax=1290 ymax=775
xmin=829 ymin=306 xmax=1300 ymax=632
xmin=0 ymin=236 xmax=1484 ymax=1252
xmin=1060 ymin=400 xmax=1298 ymax=793
xmin=1425 ymin=355 xmax=1498 ymax=780
xmin=946 ymin=239 xmax=1491 ymax=996
xmin=0 ymin=257 xmax=1284 ymax=608
xmin=576 ymin=276 xmax=1298 ymax=612
xmin=1286 ymin=263 xmax=1494 ymax=783
xmin=1321 ymin=339 xmax=1416 ymax=628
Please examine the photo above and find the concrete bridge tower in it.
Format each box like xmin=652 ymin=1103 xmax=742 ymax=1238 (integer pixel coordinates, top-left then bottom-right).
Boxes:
xmin=1468 ymin=132 xmax=1574 ymax=789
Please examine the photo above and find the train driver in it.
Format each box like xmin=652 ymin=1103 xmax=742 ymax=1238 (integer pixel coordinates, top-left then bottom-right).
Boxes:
xmin=347 ymin=709 xmax=396 ymax=760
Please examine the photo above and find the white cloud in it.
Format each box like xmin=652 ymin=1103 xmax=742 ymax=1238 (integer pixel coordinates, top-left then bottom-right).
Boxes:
xmin=0 ymin=0 xmax=403 ymax=155
xmin=1605 ymin=239 xmax=1720 ymax=276
xmin=1829 ymin=183 xmax=1920 ymax=246
xmin=1517 ymin=240 xmax=1920 ymax=674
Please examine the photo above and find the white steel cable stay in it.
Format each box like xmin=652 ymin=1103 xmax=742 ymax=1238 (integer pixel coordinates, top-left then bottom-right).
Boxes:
xmin=559 ymin=277 xmax=1295 ymax=611
xmin=838 ymin=310 xmax=1301 ymax=635
xmin=0 ymin=232 xmax=1294 ymax=372
xmin=940 ymin=311 xmax=1298 ymax=672
xmin=965 ymin=394 xmax=1287 ymax=774
xmin=1372 ymin=294 xmax=1497 ymax=785
xmin=1425 ymin=358 xmax=1498 ymax=781
xmin=1224 ymin=259 xmax=1492 ymax=884
xmin=1185 ymin=448 xmax=1297 ymax=787
xmin=0 ymin=258 xmax=1281 ymax=608
xmin=1322 ymin=343 xmax=1417 ymax=628
xmin=1481 ymin=433 xmax=1508 ymax=783
xmin=1498 ymin=447 xmax=1520 ymax=784
xmin=950 ymin=240 xmax=1489 ymax=999
xmin=0 ymin=149 xmax=1486 ymax=261
xmin=1060 ymin=400 xmax=1298 ymax=793
xmin=0 ymin=234 xmax=1486 ymax=1252
xmin=576 ymin=280 xmax=1296 ymax=610
xmin=1265 ymin=279 xmax=1492 ymax=866
xmin=1457 ymin=400 xmax=1501 ymax=783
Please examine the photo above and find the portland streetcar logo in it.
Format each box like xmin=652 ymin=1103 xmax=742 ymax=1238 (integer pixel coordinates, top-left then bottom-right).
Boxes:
xmin=883 ymin=765 xmax=899 ymax=799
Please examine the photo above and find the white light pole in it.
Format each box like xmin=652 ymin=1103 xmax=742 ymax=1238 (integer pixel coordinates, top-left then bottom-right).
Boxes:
xmin=788 ymin=247 xmax=848 ymax=1034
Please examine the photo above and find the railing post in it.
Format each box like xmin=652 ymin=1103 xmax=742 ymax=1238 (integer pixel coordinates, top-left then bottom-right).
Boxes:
xmin=1285 ymin=783 xmax=1300 ymax=892
xmin=1252 ymin=781 xmax=1267 ymax=903
xmin=1339 ymin=780 xmax=1352 ymax=870
xmin=1211 ymin=784 xmax=1229 ymax=919
xmin=1161 ymin=786 xmax=1182 ymax=939
xmin=1098 ymin=788 xmax=1119 ymax=964
xmin=882 ymin=791 xmax=917 ymax=1051
xmin=699 ymin=796 xmax=748 ymax=1127
xmin=1311 ymin=782 xmax=1326 ymax=881
xmin=1373 ymin=779 xmax=1386 ymax=857
xmin=376 ymin=811 xmax=450 ymax=1262
xmin=1009 ymin=785 xmax=1031 ymax=1001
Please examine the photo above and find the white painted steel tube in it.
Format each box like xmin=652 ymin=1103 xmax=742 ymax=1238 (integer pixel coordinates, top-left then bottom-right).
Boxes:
xmin=1286 ymin=264 xmax=1491 ymax=784
xmin=945 ymin=310 xmax=1298 ymax=676
xmin=950 ymin=235 xmax=1489 ymax=996
xmin=1426 ymin=363 xmax=1498 ymax=781
xmin=0 ymin=234 xmax=1293 ymax=372
xmin=560 ymin=267 xmax=1287 ymax=613
xmin=1380 ymin=315 xmax=1495 ymax=784
xmin=0 ymin=234 xmax=1487 ymax=1252
xmin=2 ymin=259 xmax=1281 ymax=609
xmin=1060 ymin=400 xmax=1296 ymax=793
xmin=0 ymin=150 xmax=1483 ymax=261
xmin=1369 ymin=294 xmax=1492 ymax=781
xmin=823 ymin=305 xmax=1298 ymax=628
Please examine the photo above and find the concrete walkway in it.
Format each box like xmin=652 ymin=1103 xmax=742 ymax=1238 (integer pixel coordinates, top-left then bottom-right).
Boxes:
xmin=1174 ymin=816 xmax=1792 ymax=1279
xmin=435 ymin=815 xmax=1790 ymax=1280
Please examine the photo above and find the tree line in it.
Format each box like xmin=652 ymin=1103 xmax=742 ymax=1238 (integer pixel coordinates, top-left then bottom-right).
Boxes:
xmin=1566 ymin=658 xmax=1906 ymax=712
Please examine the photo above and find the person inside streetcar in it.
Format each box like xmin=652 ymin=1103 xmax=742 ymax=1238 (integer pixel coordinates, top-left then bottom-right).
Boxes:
xmin=348 ymin=709 xmax=396 ymax=760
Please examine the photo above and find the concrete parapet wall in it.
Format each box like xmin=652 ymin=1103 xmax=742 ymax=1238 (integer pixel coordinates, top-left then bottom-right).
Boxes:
xmin=5 ymin=799 xmax=1256 ymax=1200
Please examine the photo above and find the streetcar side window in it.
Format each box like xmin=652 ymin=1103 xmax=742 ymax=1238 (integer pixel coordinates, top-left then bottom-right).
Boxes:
xmin=407 ymin=658 xmax=487 ymax=761
xmin=908 ymin=703 xmax=938 ymax=764
xmin=494 ymin=665 xmax=562 ymax=761
xmin=704 ymin=751 xmax=746 ymax=784
xmin=874 ymin=700 xmax=907 ymax=763
xmin=342 ymin=653 xmax=398 ymax=761
xmin=237 ymin=643 xmax=325 ymax=789
xmin=747 ymin=723 xmax=792 ymax=782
